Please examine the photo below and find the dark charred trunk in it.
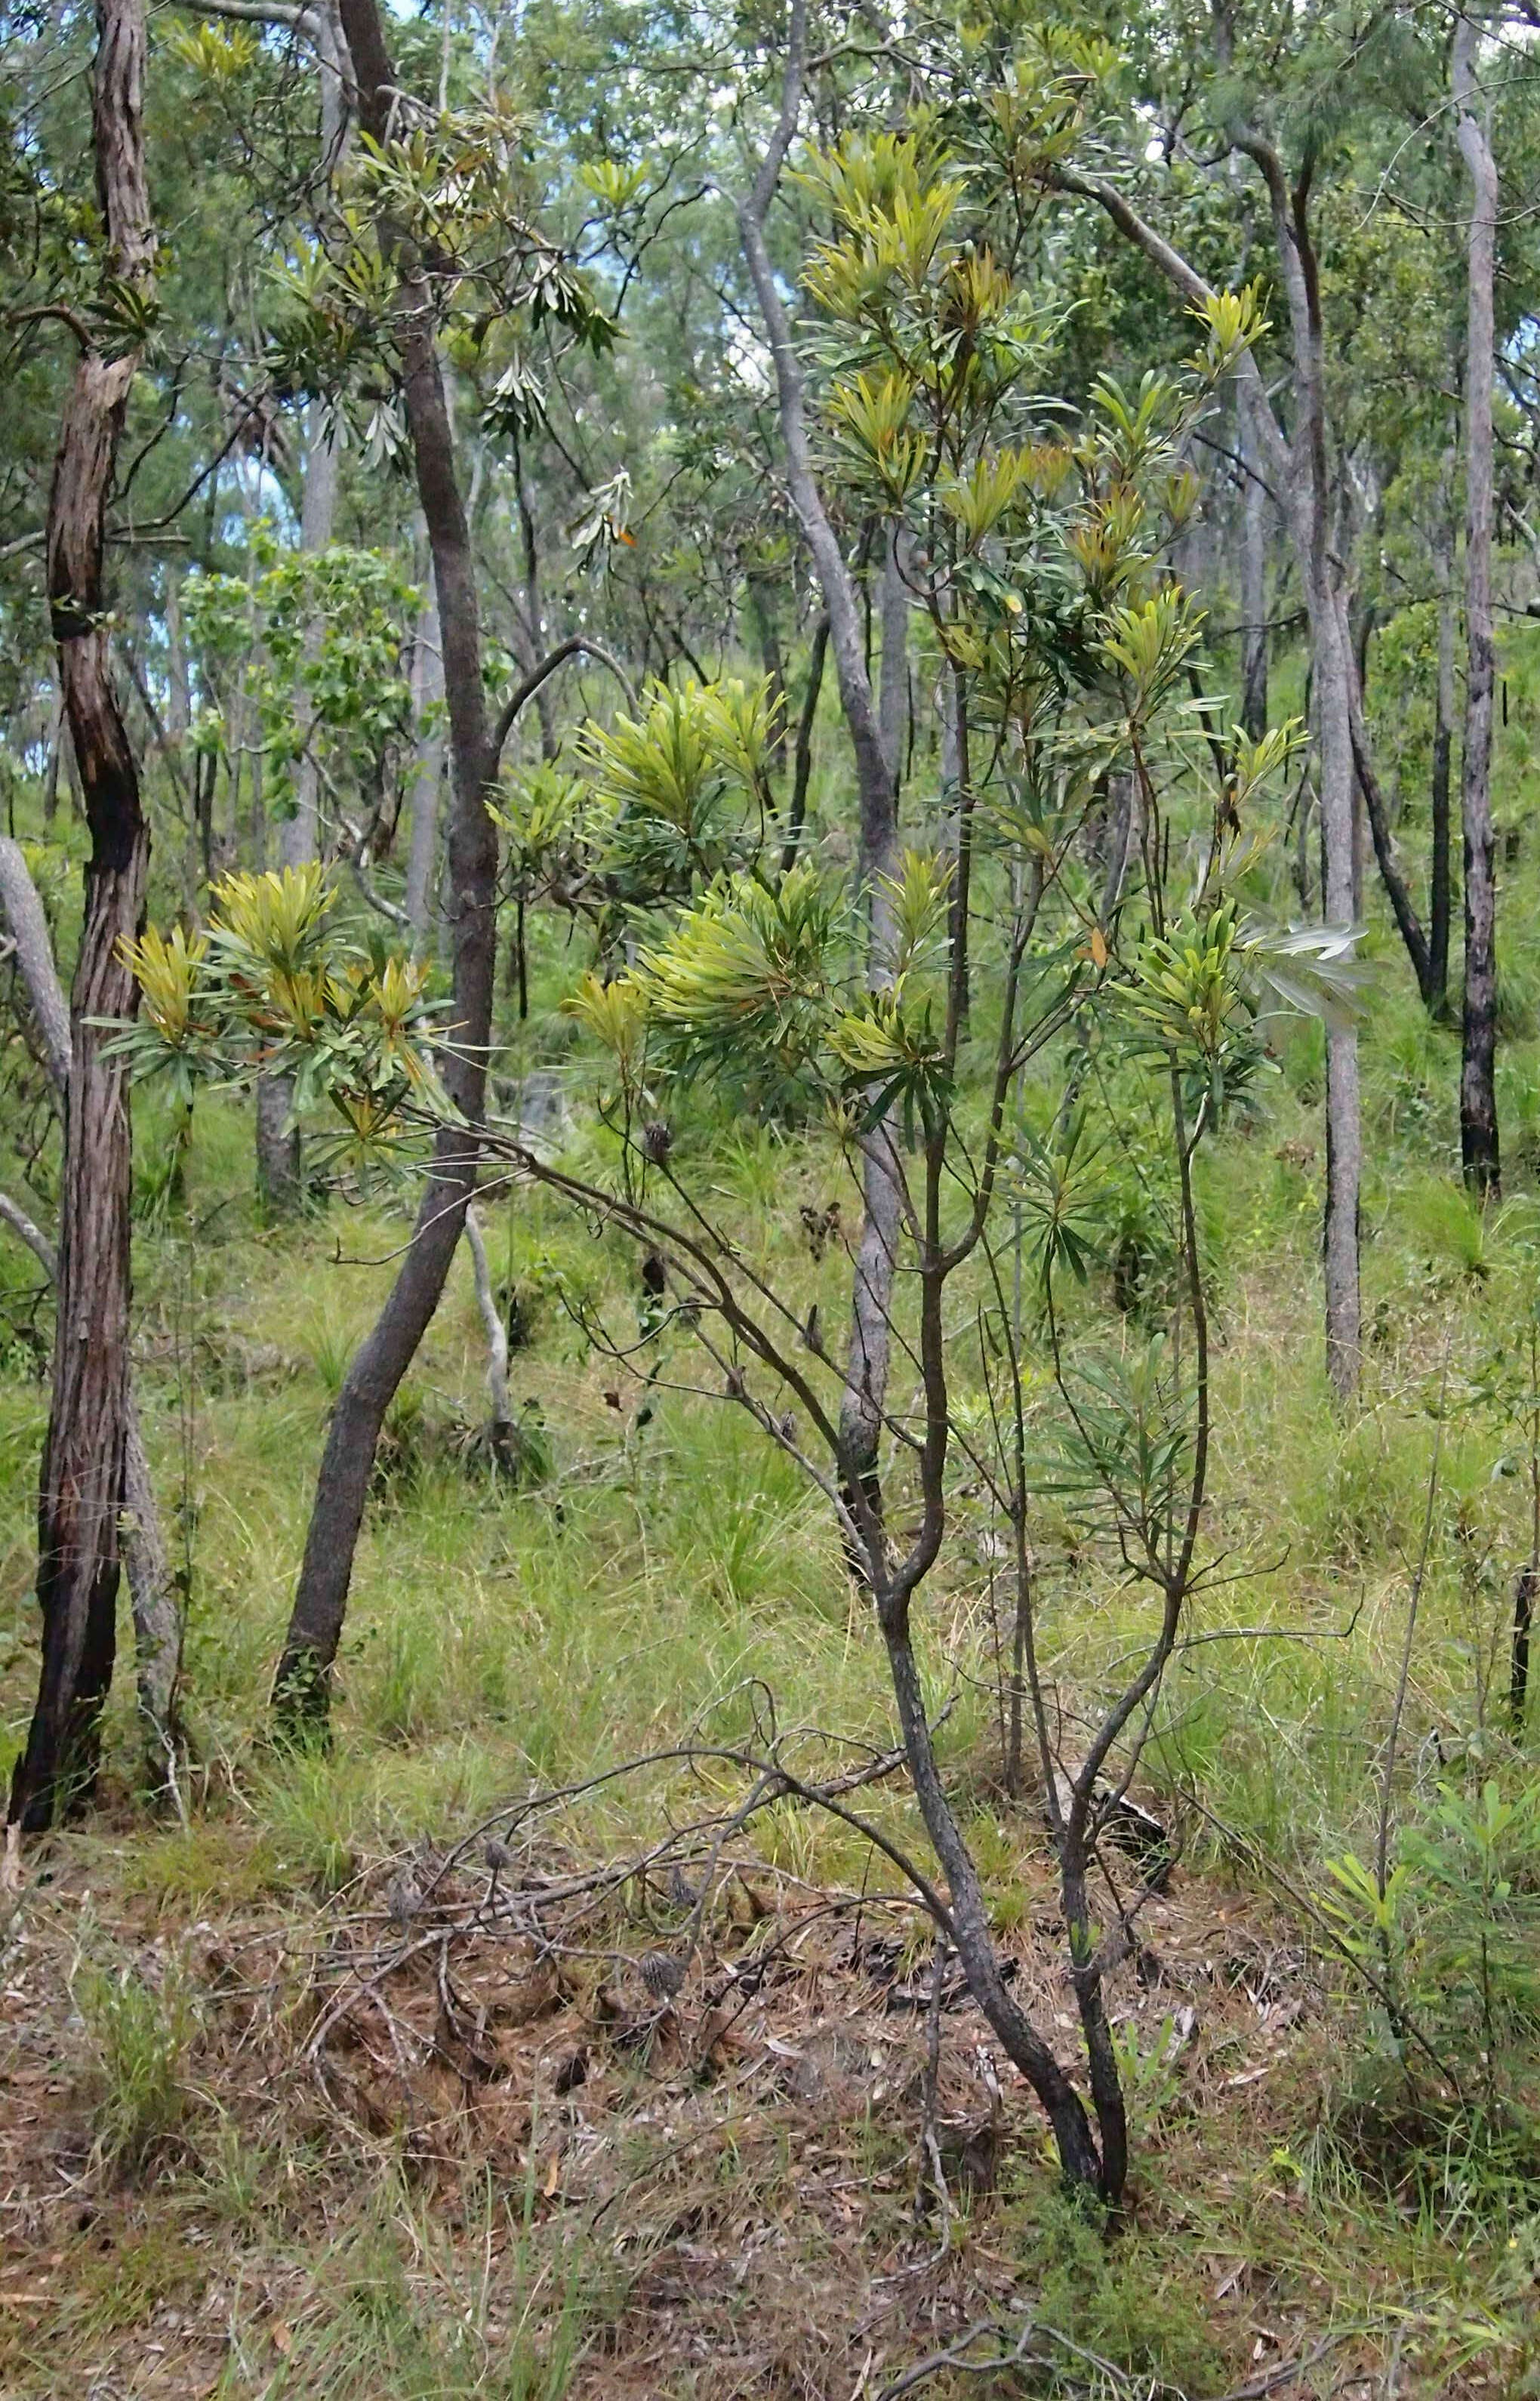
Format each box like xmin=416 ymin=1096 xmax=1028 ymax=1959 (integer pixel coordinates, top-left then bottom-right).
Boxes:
xmin=1239 ymin=384 xmax=1270 ymax=741
xmin=748 ymin=571 xmax=790 ymax=781
xmin=780 ymin=612 xmax=828 ymax=875
xmin=1429 ymin=472 xmax=1456 ymax=1016
xmin=1455 ymin=21 xmax=1501 ymax=1197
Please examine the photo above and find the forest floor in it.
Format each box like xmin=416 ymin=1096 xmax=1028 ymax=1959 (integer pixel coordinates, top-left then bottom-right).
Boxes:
xmin=0 ymin=1792 xmax=1474 ymax=2401
xmin=5 ymin=1009 xmax=1540 ymax=2396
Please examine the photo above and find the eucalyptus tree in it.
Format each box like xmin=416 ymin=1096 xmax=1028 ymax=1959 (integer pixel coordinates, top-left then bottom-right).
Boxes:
xmin=257 ymin=0 xmax=638 ymax=1725
xmin=5 ymin=0 xmax=160 ymax=1829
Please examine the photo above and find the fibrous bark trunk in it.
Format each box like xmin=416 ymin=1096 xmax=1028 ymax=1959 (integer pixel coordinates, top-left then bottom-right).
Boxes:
xmin=8 ymin=0 xmax=156 ymax=1830
xmin=272 ymin=0 xmax=498 ymax=1730
xmin=0 ymin=840 xmax=180 ymax=1792
xmin=1455 ymin=16 xmax=1501 ymax=1197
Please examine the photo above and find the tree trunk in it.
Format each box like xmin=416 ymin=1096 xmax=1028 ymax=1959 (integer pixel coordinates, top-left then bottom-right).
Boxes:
xmin=1314 ymin=587 xmax=1363 ymax=1399
xmin=273 ymin=0 xmax=498 ymax=1731
xmin=1239 ymin=385 xmax=1270 ymax=741
xmin=507 ymin=424 xmax=559 ymax=763
xmin=1348 ymin=612 xmax=1434 ymax=1006
xmin=881 ymin=1613 xmax=1103 ymax=2190
xmin=838 ymin=525 xmax=905 ymax=1524
xmin=748 ymin=570 xmax=790 ymax=781
xmin=1429 ymin=461 xmax=1456 ymax=1016
xmin=1455 ymin=17 xmax=1501 ymax=1197
xmin=737 ymin=39 xmax=902 ymax=1549
xmin=8 ymin=0 xmax=155 ymax=1832
xmin=0 ymin=838 xmax=180 ymax=1791
xmin=404 ymin=572 xmax=445 ymax=945
xmin=1056 ymin=132 xmax=1363 ymax=1392
xmin=779 ymin=611 xmax=828 ymax=874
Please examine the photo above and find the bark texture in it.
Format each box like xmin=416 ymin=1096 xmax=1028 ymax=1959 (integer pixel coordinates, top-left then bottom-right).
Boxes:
xmin=1455 ymin=17 xmax=1501 ymax=1194
xmin=0 ymin=839 xmax=180 ymax=1789
xmin=9 ymin=0 xmax=156 ymax=1829
xmin=272 ymin=0 xmax=498 ymax=1728
xmin=404 ymin=571 xmax=446 ymax=943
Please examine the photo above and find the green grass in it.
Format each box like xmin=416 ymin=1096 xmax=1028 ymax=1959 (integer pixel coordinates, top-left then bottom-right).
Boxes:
xmin=10 ymin=791 xmax=1540 ymax=2392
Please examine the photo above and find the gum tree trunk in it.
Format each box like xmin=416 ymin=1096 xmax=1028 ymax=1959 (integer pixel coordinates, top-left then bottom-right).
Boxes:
xmin=272 ymin=0 xmax=498 ymax=1730
xmin=737 ymin=62 xmax=904 ymax=1536
xmin=1455 ymin=15 xmax=1501 ymax=1195
xmin=8 ymin=0 xmax=156 ymax=1831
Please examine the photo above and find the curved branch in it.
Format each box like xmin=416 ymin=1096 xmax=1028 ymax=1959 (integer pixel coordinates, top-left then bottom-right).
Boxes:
xmin=170 ymin=0 xmax=321 ymax=32
xmin=0 ymin=1188 xmax=57 ymax=1279
xmin=1049 ymin=164 xmax=1292 ymax=498
xmin=488 ymin=634 xmax=636 ymax=775
xmin=8 ymin=304 xmax=92 ymax=352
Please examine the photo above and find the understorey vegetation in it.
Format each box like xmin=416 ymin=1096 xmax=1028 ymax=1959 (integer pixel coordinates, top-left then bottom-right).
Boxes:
xmin=5 ymin=0 xmax=1540 ymax=2393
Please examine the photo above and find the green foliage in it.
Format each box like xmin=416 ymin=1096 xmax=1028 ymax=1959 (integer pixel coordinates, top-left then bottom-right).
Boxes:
xmin=117 ymin=863 xmax=444 ymax=1168
xmin=636 ymin=862 xmax=836 ymax=1078
xmin=1324 ymin=1771 xmax=1540 ymax=2125
xmin=578 ymin=675 xmax=779 ymax=901
xmin=181 ymin=534 xmax=420 ymax=824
